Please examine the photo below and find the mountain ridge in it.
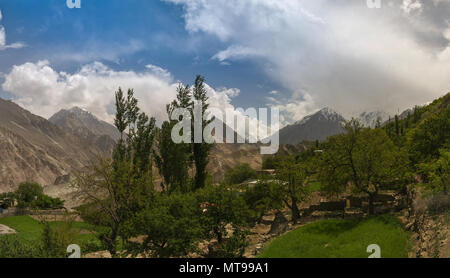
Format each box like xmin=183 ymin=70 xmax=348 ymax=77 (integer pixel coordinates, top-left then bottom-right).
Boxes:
xmin=276 ymin=107 xmax=347 ymax=145
xmin=0 ymin=98 xmax=109 ymax=192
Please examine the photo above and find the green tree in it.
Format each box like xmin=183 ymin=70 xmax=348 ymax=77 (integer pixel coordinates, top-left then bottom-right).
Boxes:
xmin=192 ymin=75 xmax=213 ymax=190
xmin=197 ymin=185 xmax=249 ymax=256
xmin=319 ymin=120 xmax=409 ymax=215
xmin=420 ymin=148 xmax=450 ymax=194
xmin=75 ymin=88 xmax=156 ymax=257
xmin=126 ymin=192 xmax=202 ymax=258
xmin=154 ymin=84 xmax=193 ymax=193
xmin=408 ymin=106 xmax=450 ymax=163
xmin=16 ymin=182 xmax=43 ymax=208
xmin=262 ymin=155 xmax=285 ymax=170
xmin=243 ymin=180 xmax=283 ymax=224
xmin=275 ymin=157 xmax=311 ymax=223
xmin=224 ymin=163 xmax=257 ymax=185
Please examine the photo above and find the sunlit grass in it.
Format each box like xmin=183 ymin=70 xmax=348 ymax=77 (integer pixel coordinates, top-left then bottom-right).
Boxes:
xmin=259 ymin=215 xmax=411 ymax=258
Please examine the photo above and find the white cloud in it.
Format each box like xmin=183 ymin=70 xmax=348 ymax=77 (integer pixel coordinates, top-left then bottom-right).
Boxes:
xmin=0 ymin=9 xmax=25 ymax=51
xmin=167 ymin=0 xmax=450 ymax=121
xmin=145 ymin=64 xmax=172 ymax=80
xmin=2 ymin=61 xmax=178 ymax=123
xmin=212 ymin=45 xmax=265 ymax=62
xmin=401 ymin=0 xmax=423 ymax=14
xmin=266 ymin=92 xmax=318 ymax=126
xmin=2 ymin=60 xmax=272 ymax=140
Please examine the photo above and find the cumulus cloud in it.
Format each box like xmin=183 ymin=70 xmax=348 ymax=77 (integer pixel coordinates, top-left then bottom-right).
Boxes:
xmin=0 ymin=9 xmax=25 ymax=51
xmin=2 ymin=60 xmax=271 ymax=139
xmin=145 ymin=64 xmax=172 ymax=80
xmin=2 ymin=61 xmax=176 ymax=123
xmin=167 ymin=0 xmax=450 ymax=121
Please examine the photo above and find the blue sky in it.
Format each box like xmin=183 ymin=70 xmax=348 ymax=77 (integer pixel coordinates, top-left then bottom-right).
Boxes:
xmin=0 ymin=0 xmax=449 ymax=125
xmin=0 ymin=0 xmax=281 ymax=110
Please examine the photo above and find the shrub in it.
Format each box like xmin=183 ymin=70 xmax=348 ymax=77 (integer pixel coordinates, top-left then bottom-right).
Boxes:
xmin=14 ymin=182 xmax=65 ymax=210
xmin=224 ymin=164 xmax=257 ymax=185
xmin=0 ymin=236 xmax=43 ymax=258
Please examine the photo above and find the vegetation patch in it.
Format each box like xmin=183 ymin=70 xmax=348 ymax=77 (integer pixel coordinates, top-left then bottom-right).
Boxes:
xmin=259 ymin=215 xmax=411 ymax=258
xmin=0 ymin=215 xmax=102 ymax=257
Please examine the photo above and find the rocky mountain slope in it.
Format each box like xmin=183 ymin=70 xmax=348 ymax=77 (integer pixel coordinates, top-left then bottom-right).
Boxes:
xmin=0 ymin=98 xmax=109 ymax=192
xmin=49 ymin=107 xmax=118 ymax=155
xmin=49 ymin=107 xmax=120 ymax=141
xmin=277 ymin=107 xmax=347 ymax=145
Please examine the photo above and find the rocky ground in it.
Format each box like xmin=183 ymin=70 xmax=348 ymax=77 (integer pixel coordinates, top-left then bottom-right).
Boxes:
xmin=0 ymin=224 xmax=16 ymax=235
xmin=402 ymin=211 xmax=450 ymax=258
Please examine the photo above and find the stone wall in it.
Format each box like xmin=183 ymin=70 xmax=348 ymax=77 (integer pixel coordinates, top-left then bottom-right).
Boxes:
xmin=0 ymin=207 xmax=67 ymax=218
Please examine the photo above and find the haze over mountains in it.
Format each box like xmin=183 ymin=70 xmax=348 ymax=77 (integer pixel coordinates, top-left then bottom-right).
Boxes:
xmin=276 ymin=108 xmax=394 ymax=146
xmin=0 ymin=97 xmax=398 ymax=193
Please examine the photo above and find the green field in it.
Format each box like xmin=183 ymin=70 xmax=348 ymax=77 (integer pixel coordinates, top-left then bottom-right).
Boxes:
xmin=259 ymin=215 xmax=411 ymax=258
xmin=0 ymin=215 xmax=101 ymax=255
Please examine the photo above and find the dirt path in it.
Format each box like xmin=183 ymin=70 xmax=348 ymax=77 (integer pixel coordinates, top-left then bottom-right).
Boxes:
xmin=0 ymin=224 xmax=16 ymax=235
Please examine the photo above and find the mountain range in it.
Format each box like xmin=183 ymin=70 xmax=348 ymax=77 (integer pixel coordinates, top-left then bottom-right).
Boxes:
xmin=277 ymin=107 xmax=347 ymax=145
xmin=0 ymin=97 xmax=394 ymax=195
xmin=0 ymin=99 xmax=109 ymax=192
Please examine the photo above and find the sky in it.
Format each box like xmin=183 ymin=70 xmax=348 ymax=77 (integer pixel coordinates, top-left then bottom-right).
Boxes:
xmin=0 ymin=0 xmax=449 ymax=127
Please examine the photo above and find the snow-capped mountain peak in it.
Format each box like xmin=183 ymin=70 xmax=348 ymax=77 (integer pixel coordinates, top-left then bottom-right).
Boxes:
xmin=294 ymin=107 xmax=345 ymax=126
xmin=357 ymin=111 xmax=390 ymax=128
xmin=279 ymin=107 xmax=347 ymax=145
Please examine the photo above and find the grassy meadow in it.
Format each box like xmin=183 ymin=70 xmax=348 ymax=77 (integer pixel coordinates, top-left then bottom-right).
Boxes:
xmin=259 ymin=215 xmax=411 ymax=258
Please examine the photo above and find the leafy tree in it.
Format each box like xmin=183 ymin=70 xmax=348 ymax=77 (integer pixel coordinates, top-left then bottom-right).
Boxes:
xmin=274 ymin=157 xmax=311 ymax=223
xmin=13 ymin=182 xmax=64 ymax=209
xmin=420 ymin=148 xmax=450 ymax=194
xmin=126 ymin=192 xmax=202 ymax=258
xmin=16 ymin=182 xmax=44 ymax=208
xmin=192 ymin=75 xmax=213 ymax=190
xmin=262 ymin=155 xmax=285 ymax=169
xmin=243 ymin=180 xmax=283 ymax=224
xmin=154 ymin=84 xmax=192 ymax=193
xmin=408 ymin=106 xmax=450 ymax=164
xmin=75 ymin=88 xmax=155 ymax=257
xmin=197 ymin=185 xmax=249 ymax=256
xmin=224 ymin=163 xmax=257 ymax=185
xmin=319 ymin=120 xmax=409 ymax=215
xmin=34 ymin=195 xmax=64 ymax=210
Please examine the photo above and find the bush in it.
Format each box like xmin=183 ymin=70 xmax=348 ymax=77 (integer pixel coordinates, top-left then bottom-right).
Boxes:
xmin=41 ymin=221 xmax=78 ymax=258
xmin=127 ymin=192 xmax=203 ymax=258
xmin=243 ymin=181 xmax=283 ymax=224
xmin=16 ymin=182 xmax=43 ymax=208
xmin=224 ymin=164 xmax=257 ymax=185
xmin=14 ymin=182 xmax=64 ymax=210
xmin=206 ymin=229 xmax=249 ymax=258
xmin=0 ymin=192 xmax=16 ymax=209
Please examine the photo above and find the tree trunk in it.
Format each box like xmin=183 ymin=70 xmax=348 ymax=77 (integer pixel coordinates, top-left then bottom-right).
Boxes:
xmin=368 ymin=194 xmax=375 ymax=216
xmin=107 ymin=225 xmax=118 ymax=257
xmin=291 ymin=196 xmax=300 ymax=223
